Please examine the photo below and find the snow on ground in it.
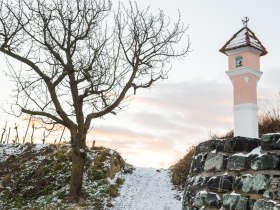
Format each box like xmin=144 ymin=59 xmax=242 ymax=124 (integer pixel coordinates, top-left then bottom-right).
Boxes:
xmin=111 ymin=167 xmax=182 ymax=210
xmin=0 ymin=144 xmax=26 ymax=162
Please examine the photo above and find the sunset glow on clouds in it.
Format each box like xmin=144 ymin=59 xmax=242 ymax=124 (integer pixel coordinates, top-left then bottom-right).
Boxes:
xmin=0 ymin=0 xmax=280 ymax=168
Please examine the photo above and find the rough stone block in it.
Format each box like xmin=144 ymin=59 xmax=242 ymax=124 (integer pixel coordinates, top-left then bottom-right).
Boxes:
xmin=252 ymin=174 xmax=270 ymax=193
xmin=227 ymin=155 xmax=248 ymax=171
xmin=207 ymin=175 xmax=234 ymax=193
xmin=274 ymin=205 xmax=280 ymax=210
xmin=193 ymin=191 xmax=221 ymax=209
xmin=261 ymin=133 xmax=280 ymax=151
xmin=267 ymin=177 xmax=279 ymax=198
xmin=204 ymin=153 xmax=227 ymax=172
xmin=234 ymin=175 xmax=253 ymax=193
xmin=224 ymin=136 xmax=260 ymax=153
xmin=263 ymin=190 xmax=273 ymax=199
xmin=247 ymin=154 xmax=259 ymax=166
xmin=195 ymin=140 xmax=224 ymax=155
xmin=251 ymin=153 xmax=280 ymax=170
xmin=192 ymin=176 xmax=210 ymax=189
xmin=223 ymin=194 xmax=249 ymax=210
xmin=183 ymin=185 xmax=196 ymax=206
xmin=249 ymin=199 xmax=256 ymax=210
xmin=253 ymin=199 xmax=275 ymax=210
xmin=191 ymin=153 xmax=207 ymax=175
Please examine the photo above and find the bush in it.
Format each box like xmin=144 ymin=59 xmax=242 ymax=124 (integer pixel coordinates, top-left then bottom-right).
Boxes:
xmin=170 ymin=146 xmax=195 ymax=187
xmin=115 ymin=177 xmax=125 ymax=185
xmin=106 ymin=185 xmax=119 ymax=197
xmin=1 ymin=174 xmax=11 ymax=187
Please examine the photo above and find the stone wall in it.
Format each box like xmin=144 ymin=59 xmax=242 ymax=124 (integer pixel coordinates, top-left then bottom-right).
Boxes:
xmin=182 ymin=134 xmax=280 ymax=210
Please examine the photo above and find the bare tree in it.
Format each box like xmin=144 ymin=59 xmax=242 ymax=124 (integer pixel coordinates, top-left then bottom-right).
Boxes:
xmin=0 ymin=0 xmax=189 ymax=200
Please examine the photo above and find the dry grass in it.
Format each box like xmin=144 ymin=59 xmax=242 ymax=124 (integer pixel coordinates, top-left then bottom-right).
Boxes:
xmin=210 ymin=113 xmax=280 ymax=139
xmin=1 ymin=174 xmax=11 ymax=188
xmin=170 ymin=146 xmax=195 ymax=187
xmin=210 ymin=130 xmax=233 ymax=140
xmin=259 ymin=114 xmax=280 ymax=137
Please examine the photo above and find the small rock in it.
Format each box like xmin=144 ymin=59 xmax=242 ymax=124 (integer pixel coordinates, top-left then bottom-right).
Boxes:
xmin=253 ymin=199 xmax=275 ymax=210
xmin=274 ymin=205 xmax=280 ymax=210
xmin=273 ymin=181 xmax=280 ymax=199
xmin=249 ymin=199 xmax=256 ymax=210
xmin=223 ymin=194 xmax=249 ymax=210
xmin=263 ymin=190 xmax=273 ymax=199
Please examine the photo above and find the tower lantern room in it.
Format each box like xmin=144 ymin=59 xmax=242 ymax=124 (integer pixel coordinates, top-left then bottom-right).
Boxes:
xmin=220 ymin=18 xmax=267 ymax=138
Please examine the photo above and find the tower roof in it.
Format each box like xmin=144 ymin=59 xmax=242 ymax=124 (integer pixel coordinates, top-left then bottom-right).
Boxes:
xmin=220 ymin=26 xmax=268 ymax=56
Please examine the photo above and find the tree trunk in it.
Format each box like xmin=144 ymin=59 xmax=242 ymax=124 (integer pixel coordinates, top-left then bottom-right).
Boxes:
xmin=67 ymin=130 xmax=87 ymax=202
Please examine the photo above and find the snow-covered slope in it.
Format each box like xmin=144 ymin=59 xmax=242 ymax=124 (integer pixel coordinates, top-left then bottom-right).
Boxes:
xmin=0 ymin=144 xmax=181 ymax=209
xmin=111 ymin=167 xmax=182 ymax=210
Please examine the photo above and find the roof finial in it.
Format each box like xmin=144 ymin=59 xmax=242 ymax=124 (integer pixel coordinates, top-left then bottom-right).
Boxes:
xmin=242 ymin=17 xmax=249 ymax=27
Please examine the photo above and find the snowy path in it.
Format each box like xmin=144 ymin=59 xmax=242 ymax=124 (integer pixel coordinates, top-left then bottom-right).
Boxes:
xmin=111 ymin=167 xmax=182 ymax=210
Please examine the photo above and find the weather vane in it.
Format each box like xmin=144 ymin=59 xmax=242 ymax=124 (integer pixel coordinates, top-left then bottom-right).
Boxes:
xmin=242 ymin=17 xmax=249 ymax=27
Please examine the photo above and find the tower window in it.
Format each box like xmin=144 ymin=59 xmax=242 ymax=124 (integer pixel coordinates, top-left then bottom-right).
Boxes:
xmin=235 ymin=56 xmax=243 ymax=67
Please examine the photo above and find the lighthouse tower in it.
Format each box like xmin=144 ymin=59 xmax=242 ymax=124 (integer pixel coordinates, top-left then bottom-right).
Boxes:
xmin=220 ymin=18 xmax=267 ymax=138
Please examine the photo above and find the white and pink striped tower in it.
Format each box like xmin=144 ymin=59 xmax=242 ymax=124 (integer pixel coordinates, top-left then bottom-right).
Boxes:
xmin=220 ymin=18 xmax=267 ymax=138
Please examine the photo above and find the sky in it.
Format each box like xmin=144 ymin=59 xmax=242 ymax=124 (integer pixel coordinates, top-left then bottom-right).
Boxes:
xmin=0 ymin=0 xmax=280 ymax=168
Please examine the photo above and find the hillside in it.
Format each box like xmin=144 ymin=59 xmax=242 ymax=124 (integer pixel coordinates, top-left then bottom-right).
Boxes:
xmin=0 ymin=143 xmax=182 ymax=210
xmin=0 ymin=143 xmax=133 ymax=209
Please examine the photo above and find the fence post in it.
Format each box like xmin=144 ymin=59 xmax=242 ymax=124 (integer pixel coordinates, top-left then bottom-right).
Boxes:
xmin=14 ymin=124 xmax=19 ymax=144
xmin=23 ymin=115 xmax=32 ymax=144
xmin=6 ymin=127 xmax=10 ymax=144
xmin=42 ymin=130 xmax=46 ymax=144
xmin=0 ymin=121 xmax=7 ymax=144
xmin=30 ymin=123 xmax=35 ymax=144
xmin=58 ymin=127 xmax=66 ymax=145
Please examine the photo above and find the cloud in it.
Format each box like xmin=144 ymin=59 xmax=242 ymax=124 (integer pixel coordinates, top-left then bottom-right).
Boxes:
xmin=93 ymin=67 xmax=280 ymax=168
xmin=2 ymin=67 xmax=277 ymax=168
xmin=89 ymin=80 xmax=236 ymax=168
xmin=259 ymin=66 xmax=280 ymax=98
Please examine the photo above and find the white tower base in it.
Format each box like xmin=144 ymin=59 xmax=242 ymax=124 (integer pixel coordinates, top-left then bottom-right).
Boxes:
xmin=234 ymin=103 xmax=259 ymax=138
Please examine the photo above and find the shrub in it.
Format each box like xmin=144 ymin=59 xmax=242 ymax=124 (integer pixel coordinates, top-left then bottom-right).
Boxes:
xmin=170 ymin=146 xmax=195 ymax=187
xmin=115 ymin=177 xmax=125 ymax=185
xmin=107 ymin=185 xmax=119 ymax=197
xmin=1 ymin=174 xmax=11 ymax=187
